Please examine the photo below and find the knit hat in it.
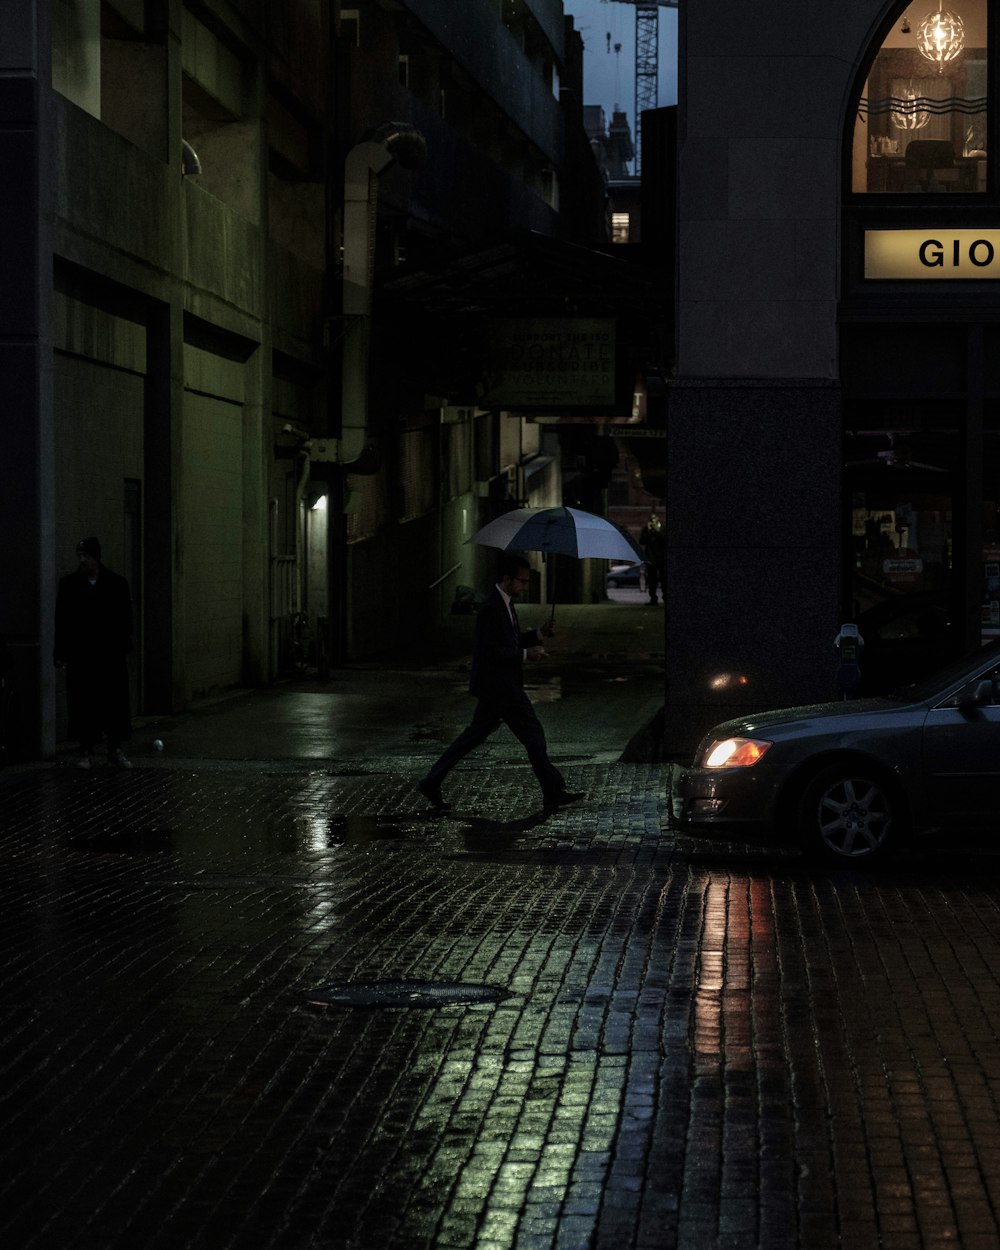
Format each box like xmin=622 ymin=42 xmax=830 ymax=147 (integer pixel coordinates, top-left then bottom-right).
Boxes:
xmin=76 ymin=537 xmax=102 ymax=561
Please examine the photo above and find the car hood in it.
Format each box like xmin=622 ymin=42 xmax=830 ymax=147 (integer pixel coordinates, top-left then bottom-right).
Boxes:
xmin=705 ymin=696 xmax=907 ymax=740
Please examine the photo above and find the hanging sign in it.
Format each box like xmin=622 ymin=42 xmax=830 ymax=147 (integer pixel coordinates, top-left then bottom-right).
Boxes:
xmin=866 ymin=229 xmax=1000 ymax=279
xmin=480 ymin=319 xmax=616 ymax=408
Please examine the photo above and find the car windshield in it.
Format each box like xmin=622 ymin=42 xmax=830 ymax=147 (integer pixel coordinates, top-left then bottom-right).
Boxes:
xmin=885 ymin=639 xmax=1000 ymax=702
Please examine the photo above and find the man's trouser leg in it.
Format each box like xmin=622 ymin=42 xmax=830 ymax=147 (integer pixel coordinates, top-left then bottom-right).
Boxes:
xmin=500 ymin=692 xmax=564 ymax=797
xmin=425 ymin=700 xmax=501 ymax=785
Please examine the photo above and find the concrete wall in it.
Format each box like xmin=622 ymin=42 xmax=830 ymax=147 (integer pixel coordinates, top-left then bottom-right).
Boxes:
xmin=52 ymin=341 xmax=146 ymax=739
xmin=5 ymin=0 xmax=594 ymax=754
xmin=22 ymin=1 xmax=328 ymax=748
xmin=181 ymin=349 xmax=246 ymax=699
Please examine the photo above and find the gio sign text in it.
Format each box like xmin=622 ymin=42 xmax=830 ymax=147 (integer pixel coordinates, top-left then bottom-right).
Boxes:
xmin=866 ymin=229 xmax=1000 ymax=279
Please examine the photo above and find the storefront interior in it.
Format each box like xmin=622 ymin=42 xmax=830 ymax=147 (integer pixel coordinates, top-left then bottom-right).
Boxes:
xmin=841 ymin=324 xmax=1000 ymax=692
xmin=852 ymin=0 xmax=987 ymax=194
xmin=839 ymin=1 xmax=1000 ymax=690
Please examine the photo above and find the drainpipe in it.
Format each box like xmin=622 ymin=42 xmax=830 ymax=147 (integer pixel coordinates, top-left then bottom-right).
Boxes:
xmin=314 ymin=122 xmax=427 ymax=666
xmin=322 ymin=123 xmax=427 ymax=472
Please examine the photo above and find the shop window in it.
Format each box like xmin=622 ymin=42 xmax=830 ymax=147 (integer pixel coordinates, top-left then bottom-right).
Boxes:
xmin=852 ymin=0 xmax=987 ymax=193
xmin=845 ymin=416 xmax=960 ymax=690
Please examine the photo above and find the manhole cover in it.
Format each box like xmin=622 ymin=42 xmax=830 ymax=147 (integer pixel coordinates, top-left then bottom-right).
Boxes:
xmin=304 ymin=980 xmax=510 ymax=1008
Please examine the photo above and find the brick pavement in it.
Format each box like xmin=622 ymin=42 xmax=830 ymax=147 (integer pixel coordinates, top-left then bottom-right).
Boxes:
xmin=5 ymin=604 xmax=1000 ymax=1250
xmin=4 ymin=756 xmax=1000 ymax=1249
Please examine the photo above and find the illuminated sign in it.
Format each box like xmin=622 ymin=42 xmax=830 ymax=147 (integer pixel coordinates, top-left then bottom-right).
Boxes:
xmin=480 ymin=318 xmax=616 ymax=408
xmin=866 ymin=229 xmax=1000 ymax=279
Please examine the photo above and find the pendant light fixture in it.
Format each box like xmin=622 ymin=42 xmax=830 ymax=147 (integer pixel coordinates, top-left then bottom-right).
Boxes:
xmin=916 ymin=9 xmax=966 ymax=68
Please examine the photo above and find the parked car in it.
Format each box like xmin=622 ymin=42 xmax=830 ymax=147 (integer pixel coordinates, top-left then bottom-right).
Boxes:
xmin=677 ymin=641 xmax=1000 ymax=865
xmin=606 ymin=562 xmax=642 ymax=589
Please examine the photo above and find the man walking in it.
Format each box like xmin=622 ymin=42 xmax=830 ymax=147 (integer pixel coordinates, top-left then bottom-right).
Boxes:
xmin=54 ymin=537 xmax=133 ymax=769
xmin=418 ymin=553 xmax=583 ymax=813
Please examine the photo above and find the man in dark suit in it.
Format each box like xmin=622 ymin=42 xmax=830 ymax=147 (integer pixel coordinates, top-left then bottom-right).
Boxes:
xmin=54 ymin=537 xmax=133 ymax=769
xmin=418 ymin=552 xmax=584 ymax=813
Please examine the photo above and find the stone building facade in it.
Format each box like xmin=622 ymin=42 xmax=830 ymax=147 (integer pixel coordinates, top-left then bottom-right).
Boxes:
xmin=3 ymin=0 xmax=632 ymax=757
xmin=668 ymin=0 xmax=997 ymax=750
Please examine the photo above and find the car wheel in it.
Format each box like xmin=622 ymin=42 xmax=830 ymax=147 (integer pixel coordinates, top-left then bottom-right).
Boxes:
xmin=796 ymin=763 xmax=900 ymax=864
xmin=607 ymin=579 xmax=619 ymax=589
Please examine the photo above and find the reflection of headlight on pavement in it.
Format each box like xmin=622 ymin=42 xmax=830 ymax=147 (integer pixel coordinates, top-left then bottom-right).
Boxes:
xmin=709 ymin=673 xmax=749 ymax=689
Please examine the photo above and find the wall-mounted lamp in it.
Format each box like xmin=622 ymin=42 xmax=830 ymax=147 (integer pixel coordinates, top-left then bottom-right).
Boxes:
xmin=181 ymin=139 xmax=202 ymax=176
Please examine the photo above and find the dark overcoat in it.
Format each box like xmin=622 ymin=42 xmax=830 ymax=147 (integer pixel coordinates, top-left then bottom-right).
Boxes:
xmin=54 ymin=565 xmax=133 ymax=745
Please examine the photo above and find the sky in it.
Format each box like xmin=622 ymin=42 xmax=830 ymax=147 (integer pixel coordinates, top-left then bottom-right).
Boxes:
xmin=562 ymin=0 xmax=679 ymax=129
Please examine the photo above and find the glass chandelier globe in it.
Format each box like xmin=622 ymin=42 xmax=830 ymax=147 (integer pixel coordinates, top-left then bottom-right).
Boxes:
xmin=916 ymin=9 xmax=966 ymax=68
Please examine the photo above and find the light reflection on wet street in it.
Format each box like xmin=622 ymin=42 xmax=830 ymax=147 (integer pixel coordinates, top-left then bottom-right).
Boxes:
xmin=5 ymin=607 xmax=1000 ymax=1247
xmin=6 ymin=758 xmax=1000 ymax=1248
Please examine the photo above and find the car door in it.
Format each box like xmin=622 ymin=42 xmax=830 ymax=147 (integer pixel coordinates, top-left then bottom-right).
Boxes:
xmin=921 ymin=662 xmax=1000 ymax=820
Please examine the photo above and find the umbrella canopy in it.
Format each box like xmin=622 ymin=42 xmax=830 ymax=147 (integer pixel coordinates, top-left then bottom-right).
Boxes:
xmin=468 ymin=506 xmax=642 ymax=563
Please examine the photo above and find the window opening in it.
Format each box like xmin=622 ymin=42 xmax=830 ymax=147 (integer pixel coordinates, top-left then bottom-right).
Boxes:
xmin=852 ymin=0 xmax=987 ymax=193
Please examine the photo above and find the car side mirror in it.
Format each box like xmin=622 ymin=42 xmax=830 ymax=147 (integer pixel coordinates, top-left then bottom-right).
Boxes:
xmin=956 ymin=678 xmax=994 ymax=710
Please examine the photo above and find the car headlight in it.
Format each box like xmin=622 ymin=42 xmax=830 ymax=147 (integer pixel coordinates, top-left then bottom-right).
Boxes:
xmin=701 ymin=737 xmax=772 ymax=768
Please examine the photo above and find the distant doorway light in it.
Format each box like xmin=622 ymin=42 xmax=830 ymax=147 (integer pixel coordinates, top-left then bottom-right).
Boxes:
xmin=612 ymin=212 xmax=630 ymax=244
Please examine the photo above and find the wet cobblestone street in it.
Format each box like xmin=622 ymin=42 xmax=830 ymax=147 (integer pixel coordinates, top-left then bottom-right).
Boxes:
xmin=4 ymin=609 xmax=1000 ymax=1249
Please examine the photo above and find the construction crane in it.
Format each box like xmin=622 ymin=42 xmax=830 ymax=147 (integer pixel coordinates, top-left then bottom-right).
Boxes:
xmin=605 ymin=0 xmax=678 ymax=176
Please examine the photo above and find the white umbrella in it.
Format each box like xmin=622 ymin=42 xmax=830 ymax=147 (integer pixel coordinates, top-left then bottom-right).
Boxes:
xmin=468 ymin=506 xmax=642 ymax=561
xmin=467 ymin=506 xmax=643 ymax=616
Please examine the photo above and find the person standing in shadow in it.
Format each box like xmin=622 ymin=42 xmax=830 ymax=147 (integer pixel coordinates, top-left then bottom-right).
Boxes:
xmin=418 ymin=553 xmax=584 ymax=814
xmin=54 ymin=537 xmax=133 ymax=769
xmin=639 ymin=512 xmax=665 ymax=605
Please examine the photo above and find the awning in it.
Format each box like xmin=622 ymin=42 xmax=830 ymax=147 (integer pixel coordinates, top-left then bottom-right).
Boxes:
xmin=380 ymin=229 xmax=666 ymax=320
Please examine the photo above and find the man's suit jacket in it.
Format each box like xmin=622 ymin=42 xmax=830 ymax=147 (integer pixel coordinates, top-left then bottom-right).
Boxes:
xmin=469 ymin=587 xmax=541 ymax=701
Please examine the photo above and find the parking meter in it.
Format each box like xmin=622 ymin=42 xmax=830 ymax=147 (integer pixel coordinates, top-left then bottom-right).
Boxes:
xmin=834 ymin=623 xmax=863 ymax=696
